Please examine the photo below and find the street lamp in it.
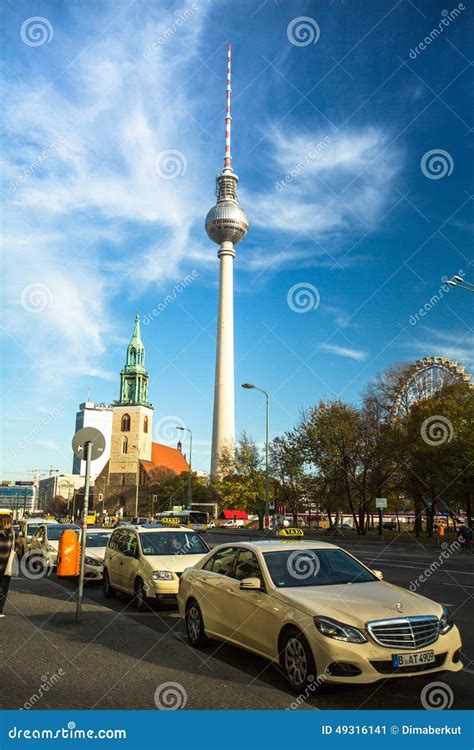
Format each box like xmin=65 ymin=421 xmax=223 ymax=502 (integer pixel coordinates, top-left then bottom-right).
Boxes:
xmin=133 ymin=444 xmax=140 ymax=517
xmin=241 ymin=383 xmax=270 ymax=529
xmin=446 ymin=276 xmax=474 ymax=294
xmin=176 ymin=427 xmax=192 ymax=510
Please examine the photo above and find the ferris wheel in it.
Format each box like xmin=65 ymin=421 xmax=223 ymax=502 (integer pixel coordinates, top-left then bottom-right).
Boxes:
xmin=392 ymin=357 xmax=473 ymax=418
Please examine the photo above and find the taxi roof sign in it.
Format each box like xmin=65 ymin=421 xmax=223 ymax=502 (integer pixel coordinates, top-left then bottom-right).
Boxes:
xmin=160 ymin=516 xmax=181 ymax=526
xmin=279 ymin=528 xmax=304 ymax=537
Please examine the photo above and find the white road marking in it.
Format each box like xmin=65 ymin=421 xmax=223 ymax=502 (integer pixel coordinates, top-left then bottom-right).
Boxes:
xmin=443 ymin=583 xmax=474 ymax=589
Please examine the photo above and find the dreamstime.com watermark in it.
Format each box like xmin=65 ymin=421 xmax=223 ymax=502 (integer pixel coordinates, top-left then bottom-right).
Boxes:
xmin=143 ymin=4 xmax=199 ymax=59
xmin=409 ymin=270 xmax=464 ymax=325
xmin=287 ymin=668 xmax=330 ymax=709
xmin=420 ymin=149 xmax=454 ymax=180
xmin=154 ymin=681 xmax=188 ymax=710
xmin=275 ymin=137 xmax=332 ymax=192
xmin=20 ymin=282 xmax=54 ymax=314
xmin=8 ymin=723 xmax=127 ymax=740
xmin=409 ymin=5 xmax=466 ymax=59
xmin=20 ymin=16 xmax=54 ymax=47
xmin=154 ymin=149 xmax=187 ymax=179
xmin=287 ymin=16 xmax=320 ymax=46
xmin=287 ymin=282 xmax=320 ymax=313
xmin=9 ymin=137 xmax=64 ymax=193
xmin=421 ymin=415 xmax=454 ymax=446
xmin=287 ymin=549 xmax=321 ymax=580
xmin=409 ymin=539 xmax=461 ymax=592
xmin=153 ymin=415 xmax=186 ymax=444
xmin=10 ymin=402 xmax=64 ymax=458
xmin=21 ymin=669 xmax=65 ymax=710
xmin=143 ymin=270 xmax=198 ymax=324
xmin=420 ymin=681 xmax=454 ymax=710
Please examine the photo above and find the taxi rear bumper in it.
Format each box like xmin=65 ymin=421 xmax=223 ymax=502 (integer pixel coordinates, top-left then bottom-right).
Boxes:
xmin=308 ymin=626 xmax=462 ymax=684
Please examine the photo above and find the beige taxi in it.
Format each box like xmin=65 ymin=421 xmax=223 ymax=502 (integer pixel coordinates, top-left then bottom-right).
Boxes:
xmin=103 ymin=524 xmax=210 ymax=610
xmin=178 ymin=539 xmax=463 ymax=692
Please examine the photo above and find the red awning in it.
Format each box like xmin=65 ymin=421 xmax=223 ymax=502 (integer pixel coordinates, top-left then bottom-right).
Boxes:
xmin=220 ymin=509 xmax=248 ymax=520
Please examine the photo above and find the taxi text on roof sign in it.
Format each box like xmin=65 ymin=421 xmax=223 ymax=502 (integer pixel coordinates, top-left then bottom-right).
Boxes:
xmin=279 ymin=528 xmax=304 ymax=537
xmin=161 ymin=517 xmax=181 ymax=526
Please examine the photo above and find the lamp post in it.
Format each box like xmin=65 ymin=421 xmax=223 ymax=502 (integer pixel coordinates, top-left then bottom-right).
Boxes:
xmin=58 ymin=480 xmax=73 ymax=519
xmin=176 ymin=427 xmax=192 ymax=510
xmin=446 ymin=276 xmax=474 ymax=294
xmin=242 ymin=383 xmax=270 ymax=529
xmin=133 ymin=444 xmax=140 ymax=517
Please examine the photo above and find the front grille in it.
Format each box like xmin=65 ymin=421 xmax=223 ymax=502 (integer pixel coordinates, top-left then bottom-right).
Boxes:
xmin=371 ymin=653 xmax=447 ymax=674
xmin=367 ymin=616 xmax=439 ymax=649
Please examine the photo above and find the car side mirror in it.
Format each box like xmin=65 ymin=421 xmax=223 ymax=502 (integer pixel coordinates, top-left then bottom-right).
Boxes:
xmin=240 ymin=577 xmax=261 ymax=590
xmin=372 ymin=569 xmax=383 ymax=580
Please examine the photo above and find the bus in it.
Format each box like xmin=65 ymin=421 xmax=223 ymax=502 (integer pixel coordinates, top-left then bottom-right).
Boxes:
xmin=158 ymin=510 xmax=208 ymax=531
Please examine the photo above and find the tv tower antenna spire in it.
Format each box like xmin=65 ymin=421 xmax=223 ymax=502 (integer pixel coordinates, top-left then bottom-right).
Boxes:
xmin=224 ymin=44 xmax=232 ymax=171
xmin=206 ymin=45 xmax=249 ymax=477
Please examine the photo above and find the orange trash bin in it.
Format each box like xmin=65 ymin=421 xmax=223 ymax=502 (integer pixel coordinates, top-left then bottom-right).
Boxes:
xmin=57 ymin=529 xmax=80 ymax=576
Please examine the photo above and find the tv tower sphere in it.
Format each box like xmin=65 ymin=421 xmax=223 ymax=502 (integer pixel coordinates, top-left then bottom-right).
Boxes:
xmin=205 ymin=172 xmax=249 ymax=245
xmin=207 ymin=44 xmax=249 ymax=478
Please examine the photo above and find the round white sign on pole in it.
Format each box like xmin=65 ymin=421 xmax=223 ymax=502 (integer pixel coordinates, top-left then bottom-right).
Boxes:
xmin=72 ymin=427 xmax=106 ymax=462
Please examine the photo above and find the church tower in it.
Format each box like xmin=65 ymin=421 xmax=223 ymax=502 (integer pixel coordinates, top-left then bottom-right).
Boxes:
xmin=108 ymin=314 xmax=154 ymax=475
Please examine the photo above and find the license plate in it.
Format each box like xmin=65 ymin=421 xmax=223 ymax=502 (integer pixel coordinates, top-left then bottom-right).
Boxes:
xmin=393 ymin=650 xmax=435 ymax=668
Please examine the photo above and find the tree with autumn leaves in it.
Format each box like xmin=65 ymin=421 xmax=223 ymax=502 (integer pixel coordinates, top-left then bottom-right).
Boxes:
xmin=211 ymin=374 xmax=473 ymax=536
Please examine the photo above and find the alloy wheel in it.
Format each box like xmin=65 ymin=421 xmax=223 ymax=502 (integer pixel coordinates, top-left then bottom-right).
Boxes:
xmin=284 ymin=637 xmax=308 ymax=688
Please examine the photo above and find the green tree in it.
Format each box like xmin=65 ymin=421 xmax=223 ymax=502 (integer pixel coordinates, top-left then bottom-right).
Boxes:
xmin=216 ymin=433 xmax=267 ymax=528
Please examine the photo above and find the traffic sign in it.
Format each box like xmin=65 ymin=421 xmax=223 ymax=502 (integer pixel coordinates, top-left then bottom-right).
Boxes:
xmin=71 ymin=426 xmax=106 ymax=624
xmin=376 ymin=497 xmax=387 ymax=509
xmin=72 ymin=427 xmax=106 ymax=461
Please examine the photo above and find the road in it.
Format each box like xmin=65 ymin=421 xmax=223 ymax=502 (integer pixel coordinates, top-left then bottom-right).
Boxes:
xmin=56 ymin=530 xmax=473 ymax=709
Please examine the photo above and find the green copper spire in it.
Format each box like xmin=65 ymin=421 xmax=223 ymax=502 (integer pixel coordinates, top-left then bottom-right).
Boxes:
xmin=115 ymin=313 xmax=153 ymax=407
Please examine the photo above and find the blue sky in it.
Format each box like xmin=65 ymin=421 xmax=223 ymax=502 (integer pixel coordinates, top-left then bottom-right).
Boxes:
xmin=1 ymin=0 xmax=473 ymax=476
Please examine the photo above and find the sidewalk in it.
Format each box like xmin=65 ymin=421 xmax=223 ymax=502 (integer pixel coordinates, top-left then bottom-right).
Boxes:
xmin=0 ymin=575 xmax=304 ymax=711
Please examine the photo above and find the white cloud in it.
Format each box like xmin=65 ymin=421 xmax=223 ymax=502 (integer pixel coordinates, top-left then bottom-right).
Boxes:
xmin=406 ymin=328 xmax=474 ymax=369
xmin=2 ymin=1 xmax=213 ymax=389
xmin=320 ymin=344 xmax=368 ymax=361
xmin=243 ymin=125 xmax=402 ymax=268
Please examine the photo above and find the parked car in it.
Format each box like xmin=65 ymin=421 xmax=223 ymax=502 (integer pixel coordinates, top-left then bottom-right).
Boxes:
xmin=83 ymin=528 xmax=113 ymax=580
xmin=29 ymin=523 xmax=80 ymax=567
xmin=102 ymin=525 xmax=210 ymax=610
xmin=178 ymin=540 xmax=462 ymax=692
xmin=16 ymin=517 xmax=57 ymax=559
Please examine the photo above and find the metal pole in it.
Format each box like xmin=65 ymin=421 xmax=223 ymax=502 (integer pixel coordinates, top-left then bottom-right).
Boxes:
xmin=135 ymin=447 xmax=140 ymax=517
xmin=187 ymin=431 xmax=193 ymax=511
xmin=76 ymin=441 xmax=91 ymax=623
xmin=265 ymin=393 xmax=269 ymax=528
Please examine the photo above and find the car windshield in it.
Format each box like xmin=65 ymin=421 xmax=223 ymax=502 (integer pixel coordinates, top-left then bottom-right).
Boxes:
xmin=139 ymin=531 xmax=209 ymax=556
xmin=263 ymin=548 xmax=376 ymax=588
xmin=47 ymin=526 xmax=79 ymax=541
xmin=86 ymin=532 xmax=112 ymax=548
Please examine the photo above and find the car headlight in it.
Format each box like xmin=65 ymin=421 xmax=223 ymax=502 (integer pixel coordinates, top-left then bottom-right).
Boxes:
xmin=439 ymin=606 xmax=453 ymax=634
xmin=47 ymin=544 xmax=56 ymax=552
xmin=315 ymin=616 xmax=367 ymax=644
xmin=152 ymin=570 xmax=174 ymax=581
xmin=85 ymin=556 xmax=102 ymax=567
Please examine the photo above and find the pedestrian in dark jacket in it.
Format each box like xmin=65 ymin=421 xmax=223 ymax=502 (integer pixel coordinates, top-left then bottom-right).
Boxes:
xmin=0 ymin=514 xmax=15 ymax=617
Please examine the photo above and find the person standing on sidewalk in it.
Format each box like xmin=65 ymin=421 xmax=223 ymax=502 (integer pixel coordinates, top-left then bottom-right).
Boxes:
xmin=0 ymin=514 xmax=15 ymax=617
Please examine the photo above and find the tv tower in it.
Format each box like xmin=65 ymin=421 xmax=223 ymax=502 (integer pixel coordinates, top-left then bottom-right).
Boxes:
xmin=206 ymin=44 xmax=249 ymax=477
